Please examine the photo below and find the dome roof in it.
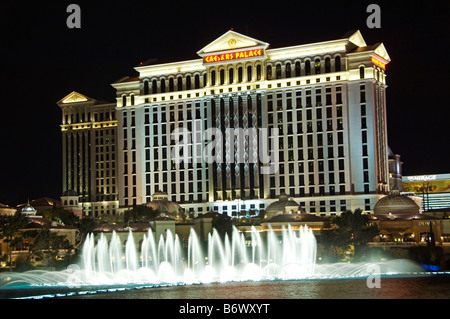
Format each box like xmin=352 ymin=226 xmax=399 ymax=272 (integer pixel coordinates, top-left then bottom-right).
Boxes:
xmin=146 ymin=193 xmax=185 ymax=222
xmin=264 ymin=194 xmax=305 ymax=219
xmin=21 ymin=203 xmax=37 ymax=216
xmin=373 ymin=193 xmax=420 ymax=215
xmin=63 ymin=189 xmax=78 ymax=197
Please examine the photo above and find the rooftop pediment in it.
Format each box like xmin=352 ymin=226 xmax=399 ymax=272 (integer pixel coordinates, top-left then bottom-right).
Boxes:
xmin=57 ymin=91 xmax=92 ymax=105
xmin=197 ymin=30 xmax=269 ymax=56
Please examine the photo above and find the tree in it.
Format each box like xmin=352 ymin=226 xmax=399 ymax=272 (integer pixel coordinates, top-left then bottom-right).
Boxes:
xmin=40 ymin=207 xmax=79 ymax=226
xmin=321 ymin=209 xmax=379 ymax=261
xmin=211 ymin=213 xmax=233 ymax=240
xmin=25 ymin=229 xmax=73 ymax=268
xmin=0 ymin=212 xmax=28 ymax=270
xmin=124 ymin=205 xmax=158 ymax=223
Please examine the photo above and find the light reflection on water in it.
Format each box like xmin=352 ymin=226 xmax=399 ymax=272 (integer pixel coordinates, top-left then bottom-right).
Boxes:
xmin=65 ymin=275 xmax=450 ymax=299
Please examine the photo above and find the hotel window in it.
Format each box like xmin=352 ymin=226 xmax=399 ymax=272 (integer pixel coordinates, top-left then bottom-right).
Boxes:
xmin=160 ymin=79 xmax=166 ymax=93
xmin=152 ymin=80 xmax=157 ymax=94
xmin=266 ymin=65 xmax=272 ymax=80
xmin=122 ymin=95 xmax=127 ymax=107
xmin=361 ymin=117 xmax=367 ymax=129
xmin=228 ymin=68 xmax=234 ymax=84
xmin=144 ymin=81 xmax=149 ymax=95
xmin=186 ymin=76 xmax=191 ymax=90
xmin=360 ymin=66 xmax=365 ymax=79
xmin=211 ymin=71 xmax=216 ymax=86
xmin=295 ymin=62 xmax=301 ymax=77
xmin=247 ymin=66 xmax=252 ymax=81
xmin=314 ymin=59 xmax=321 ymax=74
xmin=238 ymin=67 xmax=243 ymax=83
xmin=220 ymin=69 xmax=225 ymax=85
xmin=256 ymin=65 xmax=261 ymax=80
xmin=130 ymin=94 xmax=135 ymax=105
xmin=305 ymin=60 xmax=311 ymax=76
xmin=169 ymin=78 xmax=175 ymax=92
xmin=325 ymin=57 xmax=331 ymax=73
xmin=177 ymin=76 xmax=183 ymax=91
xmin=285 ymin=63 xmax=291 ymax=78
xmin=195 ymin=74 xmax=200 ymax=89
xmin=335 ymin=56 xmax=341 ymax=72
xmin=276 ymin=64 xmax=281 ymax=79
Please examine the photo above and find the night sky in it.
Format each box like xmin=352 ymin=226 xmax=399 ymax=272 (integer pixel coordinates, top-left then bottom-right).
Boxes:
xmin=1 ymin=1 xmax=449 ymax=206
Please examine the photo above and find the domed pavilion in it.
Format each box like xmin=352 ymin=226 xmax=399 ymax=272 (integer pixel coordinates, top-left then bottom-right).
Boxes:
xmin=145 ymin=191 xmax=186 ymax=222
xmin=263 ymin=193 xmax=306 ymax=219
xmin=373 ymin=191 xmax=420 ymax=215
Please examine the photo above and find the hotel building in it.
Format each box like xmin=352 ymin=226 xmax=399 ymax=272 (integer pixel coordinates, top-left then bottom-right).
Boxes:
xmin=57 ymin=92 xmax=119 ymax=217
xmin=59 ymin=30 xmax=392 ymax=218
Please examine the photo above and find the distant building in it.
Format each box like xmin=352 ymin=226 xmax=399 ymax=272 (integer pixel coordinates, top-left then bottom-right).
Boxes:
xmin=16 ymin=197 xmax=61 ymax=215
xmin=402 ymin=174 xmax=450 ymax=211
xmin=0 ymin=203 xmax=16 ymax=216
xmin=57 ymin=92 xmax=119 ymax=218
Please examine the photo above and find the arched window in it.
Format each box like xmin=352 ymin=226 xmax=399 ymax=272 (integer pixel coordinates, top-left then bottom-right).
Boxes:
xmin=276 ymin=64 xmax=282 ymax=79
xmin=211 ymin=70 xmax=216 ymax=86
xmin=186 ymin=76 xmax=191 ymax=90
xmin=144 ymin=81 xmax=149 ymax=95
xmin=285 ymin=63 xmax=291 ymax=78
xmin=295 ymin=62 xmax=301 ymax=77
xmin=335 ymin=56 xmax=341 ymax=72
xmin=360 ymin=66 xmax=365 ymax=79
xmin=228 ymin=68 xmax=234 ymax=84
xmin=203 ymin=73 xmax=207 ymax=87
xmin=256 ymin=65 xmax=261 ymax=80
xmin=122 ymin=95 xmax=127 ymax=106
xmin=247 ymin=65 xmax=252 ymax=81
xmin=220 ymin=69 xmax=225 ymax=85
xmin=305 ymin=60 xmax=311 ymax=76
xmin=177 ymin=76 xmax=183 ymax=91
xmin=267 ymin=65 xmax=272 ymax=80
xmin=315 ymin=59 xmax=321 ymax=74
xmin=130 ymin=94 xmax=135 ymax=105
xmin=169 ymin=78 xmax=174 ymax=92
xmin=325 ymin=58 xmax=331 ymax=73
xmin=238 ymin=67 xmax=243 ymax=83
xmin=195 ymin=74 xmax=200 ymax=89
xmin=160 ymin=79 xmax=166 ymax=93
xmin=152 ymin=79 xmax=158 ymax=94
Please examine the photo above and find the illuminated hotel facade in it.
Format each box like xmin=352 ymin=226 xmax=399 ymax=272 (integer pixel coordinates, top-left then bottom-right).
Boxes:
xmin=59 ymin=30 xmax=392 ymax=218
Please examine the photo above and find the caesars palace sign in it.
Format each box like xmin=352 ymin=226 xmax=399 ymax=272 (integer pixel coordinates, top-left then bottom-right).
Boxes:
xmin=204 ymin=48 xmax=263 ymax=64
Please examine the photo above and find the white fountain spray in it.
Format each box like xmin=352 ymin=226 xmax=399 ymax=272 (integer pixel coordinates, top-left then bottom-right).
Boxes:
xmin=73 ymin=225 xmax=317 ymax=285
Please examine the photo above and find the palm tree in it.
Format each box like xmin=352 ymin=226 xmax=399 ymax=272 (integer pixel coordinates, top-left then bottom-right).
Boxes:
xmin=321 ymin=209 xmax=379 ymax=261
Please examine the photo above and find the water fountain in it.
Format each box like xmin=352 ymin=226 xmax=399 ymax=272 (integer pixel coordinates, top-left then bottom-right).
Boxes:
xmin=0 ymin=224 xmax=433 ymax=298
xmin=69 ymin=225 xmax=317 ymax=285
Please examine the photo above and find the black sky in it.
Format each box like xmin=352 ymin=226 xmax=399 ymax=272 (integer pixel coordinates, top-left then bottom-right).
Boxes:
xmin=1 ymin=1 xmax=449 ymax=206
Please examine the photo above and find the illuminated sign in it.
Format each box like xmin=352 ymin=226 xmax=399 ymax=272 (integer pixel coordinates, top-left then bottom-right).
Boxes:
xmin=403 ymin=179 xmax=450 ymax=194
xmin=204 ymin=48 xmax=263 ymax=63
xmin=407 ymin=175 xmax=437 ymax=182
xmin=371 ymin=57 xmax=386 ymax=69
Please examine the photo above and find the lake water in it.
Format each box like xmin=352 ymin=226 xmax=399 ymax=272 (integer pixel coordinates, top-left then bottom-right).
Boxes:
xmin=62 ymin=275 xmax=450 ymax=299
